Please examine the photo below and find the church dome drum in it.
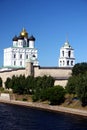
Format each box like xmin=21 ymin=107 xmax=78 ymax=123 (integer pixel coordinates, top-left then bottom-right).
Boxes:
xmin=20 ymin=28 xmax=28 ymax=38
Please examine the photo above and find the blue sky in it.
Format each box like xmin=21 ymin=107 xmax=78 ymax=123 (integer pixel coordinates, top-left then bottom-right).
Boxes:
xmin=0 ymin=0 xmax=87 ymax=67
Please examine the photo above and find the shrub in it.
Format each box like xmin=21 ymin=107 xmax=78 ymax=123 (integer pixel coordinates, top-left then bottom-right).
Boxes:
xmin=48 ymin=85 xmax=66 ymax=105
xmin=22 ymin=98 xmax=27 ymax=101
xmin=65 ymin=75 xmax=78 ymax=95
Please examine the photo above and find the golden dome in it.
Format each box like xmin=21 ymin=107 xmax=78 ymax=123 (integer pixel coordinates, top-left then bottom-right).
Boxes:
xmin=20 ymin=28 xmax=28 ymax=38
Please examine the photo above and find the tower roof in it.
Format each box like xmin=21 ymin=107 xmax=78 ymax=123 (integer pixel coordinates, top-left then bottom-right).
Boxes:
xmin=12 ymin=35 xmax=18 ymax=41
xmin=20 ymin=28 xmax=28 ymax=38
xmin=63 ymin=41 xmax=72 ymax=49
xmin=29 ymin=35 xmax=35 ymax=41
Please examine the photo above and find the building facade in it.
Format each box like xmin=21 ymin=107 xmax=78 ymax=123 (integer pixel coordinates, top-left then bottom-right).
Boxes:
xmin=59 ymin=41 xmax=75 ymax=67
xmin=0 ymin=62 xmax=72 ymax=88
xmin=4 ymin=28 xmax=39 ymax=68
xmin=0 ymin=29 xmax=75 ymax=88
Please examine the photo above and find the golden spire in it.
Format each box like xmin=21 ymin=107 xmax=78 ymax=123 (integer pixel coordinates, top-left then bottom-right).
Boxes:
xmin=20 ymin=28 xmax=28 ymax=38
xmin=66 ymin=33 xmax=69 ymax=43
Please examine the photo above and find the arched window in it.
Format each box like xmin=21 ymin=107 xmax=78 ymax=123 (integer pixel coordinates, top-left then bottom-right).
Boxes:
xmin=13 ymin=54 xmax=16 ymax=58
xmin=62 ymin=51 xmax=64 ymax=57
xmin=20 ymin=54 xmax=22 ymax=59
xmin=26 ymin=54 xmax=28 ymax=59
xmin=71 ymin=61 xmax=73 ymax=65
xmin=14 ymin=61 xmax=16 ymax=66
xmin=67 ymin=60 xmax=69 ymax=65
xmin=63 ymin=60 xmax=65 ymax=65
xmin=60 ymin=61 xmax=62 ymax=66
xmin=20 ymin=61 xmax=22 ymax=66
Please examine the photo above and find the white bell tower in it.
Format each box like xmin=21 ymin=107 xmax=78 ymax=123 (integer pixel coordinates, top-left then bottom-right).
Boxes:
xmin=58 ymin=40 xmax=75 ymax=67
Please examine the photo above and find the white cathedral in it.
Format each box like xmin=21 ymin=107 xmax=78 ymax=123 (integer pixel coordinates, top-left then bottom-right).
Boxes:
xmin=3 ymin=28 xmax=75 ymax=69
xmin=4 ymin=28 xmax=39 ymax=68
xmin=0 ymin=28 xmax=75 ymax=87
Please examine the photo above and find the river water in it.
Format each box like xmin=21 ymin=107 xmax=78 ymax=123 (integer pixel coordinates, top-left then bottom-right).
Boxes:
xmin=0 ymin=103 xmax=87 ymax=130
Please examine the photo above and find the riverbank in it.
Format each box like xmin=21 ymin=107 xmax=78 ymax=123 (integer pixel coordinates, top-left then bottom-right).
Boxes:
xmin=0 ymin=99 xmax=87 ymax=117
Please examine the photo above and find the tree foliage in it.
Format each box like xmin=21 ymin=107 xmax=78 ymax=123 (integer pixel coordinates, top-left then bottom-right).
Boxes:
xmin=48 ymin=85 xmax=66 ymax=105
xmin=5 ymin=77 xmax=12 ymax=89
xmin=65 ymin=75 xmax=78 ymax=95
xmin=35 ymin=75 xmax=54 ymax=90
xmin=5 ymin=75 xmax=54 ymax=95
xmin=72 ymin=62 xmax=87 ymax=76
xmin=32 ymin=85 xmax=66 ymax=105
xmin=66 ymin=62 xmax=87 ymax=106
xmin=32 ymin=75 xmax=54 ymax=101
xmin=76 ymin=73 xmax=87 ymax=106
xmin=25 ymin=76 xmax=35 ymax=94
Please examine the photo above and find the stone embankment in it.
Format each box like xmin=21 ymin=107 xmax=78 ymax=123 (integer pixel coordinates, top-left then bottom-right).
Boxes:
xmin=0 ymin=97 xmax=87 ymax=117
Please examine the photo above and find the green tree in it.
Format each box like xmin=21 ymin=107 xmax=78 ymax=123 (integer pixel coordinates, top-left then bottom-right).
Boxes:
xmin=66 ymin=67 xmax=87 ymax=106
xmin=35 ymin=75 xmax=54 ymax=90
xmin=39 ymin=88 xmax=50 ymax=101
xmin=76 ymin=73 xmax=87 ymax=106
xmin=25 ymin=76 xmax=35 ymax=94
xmin=12 ymin=76 xmax=20 ymax=93
xmin=9 ymin=75 xmax=26 ymax=94
xmin=5 ymin=77 xmax=12 ymax=89
xmin=72 ymin=62 xmax=87 ymax=76
xmin=41 ymin=75 xmax=54 ymax=89
xmin=14 ymin=75 xmax=26 ymax=94
xmin=48 ymin=85 xmax=66 ymax=105
xmin=65 ymin=75 xmax=78 ymax=95
xmin=32 ymin=75 xmax=54 ymax=101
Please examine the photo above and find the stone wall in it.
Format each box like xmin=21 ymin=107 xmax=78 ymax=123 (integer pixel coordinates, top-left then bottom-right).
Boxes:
xmin=34 ymin=66 xmax=72 ymax=87
xmin=34 ymin=66 xmax=72 ymax=78
xmin=0 ymin=68 xmax=26 ymax=88
xmin=0 ymin=62 xmax=72 ymax=88
xmin=0 ymin=93 xmax=10 ymax=100
xmin=54 ymin=79 xmax=68 ymax=87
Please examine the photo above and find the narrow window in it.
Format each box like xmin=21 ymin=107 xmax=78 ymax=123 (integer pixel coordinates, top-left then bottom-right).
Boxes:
xmin=63 ymin=60 xmax=65 ymax=65
xmin=60 ymin=61 xmax=62 ymax=66
xmin=20 ymin=54 xmax=22 ymax=59
xmin=14 ymin=61 xmax=16 ymax=66
xmin=62 ymin=51 xmax=64 ymax=57
xmin=20 ymin=61 xmax=22 ymax=66
xmin=67 ymin=60 xmax=69 ymax=65
xmin=13 ymin=54 xmax=16 ymax=58
xmin=16 ymin=43 xmax=18 ymax=46
xmin=68 ymin=51 xmax=71 ymax=57
xmin=26 ymin=54 xmax=28 ymax=59
xmin=71 ymin=61 xmax=73 ymax=65
xmin=19 ymin=41 xmax=22 ymax=46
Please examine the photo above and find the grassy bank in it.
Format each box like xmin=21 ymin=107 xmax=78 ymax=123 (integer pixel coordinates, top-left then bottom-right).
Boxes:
xmin=13 ymin=94 xmax=87 ymax=111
